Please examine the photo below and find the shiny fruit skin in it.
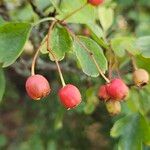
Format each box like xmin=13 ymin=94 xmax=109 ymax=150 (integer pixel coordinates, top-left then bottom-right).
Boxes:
xmin=88 ymin=0 xmax=104 ymax=6
xmin=106 ymin=101 xmax=121 ymax=116
xmin=133 ymin=69 xmax=149 ymax=87
xmin=106 ymin=79 xmax=129 ymax=101
xmin=26 ymin=75 xmax=51 ymax=100
xmin=98 ymin=85 xmax=110 ymax=101
xmin=58 ymin=84 xmax=82 ymax=109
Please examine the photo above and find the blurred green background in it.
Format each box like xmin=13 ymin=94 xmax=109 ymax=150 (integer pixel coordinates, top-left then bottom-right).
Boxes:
xmin=0 ymin=0 xmax=150 ymax=149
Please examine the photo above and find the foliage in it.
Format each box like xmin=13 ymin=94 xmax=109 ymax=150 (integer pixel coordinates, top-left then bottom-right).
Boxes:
xmin=0 ymin=0 xmax=150 ymax=149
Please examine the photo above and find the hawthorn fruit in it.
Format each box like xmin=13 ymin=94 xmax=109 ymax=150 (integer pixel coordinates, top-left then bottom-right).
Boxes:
xmin=106 ymin=78 xmax=129 ymax=101
xmin=98 ymin=85 xmax=110 ymax=101
xmin=26 ymin=74 xmax=51 ymax=100
xmin=58 ymin=84 xmax=82 ymax=109
xmin=133 ymin=69 xmax=149 ymax=87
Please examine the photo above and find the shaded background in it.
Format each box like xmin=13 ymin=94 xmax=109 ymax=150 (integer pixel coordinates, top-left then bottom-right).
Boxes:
xmin=0 ymin=0 xmax=150 ymax=149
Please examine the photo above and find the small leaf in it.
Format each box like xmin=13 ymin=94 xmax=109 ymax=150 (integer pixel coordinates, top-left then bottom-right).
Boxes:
xmin=111 ymin=37 xmax=139 ymax=57
xmin=136 ymin=56 xmax=150 ymax=72
xmin=57 ymin=0 xmax=96 ymax=24
xmin=98 ymin=7 xmax=114 ymax=31
xmin=40 ymin=37 xmax=48 ymax=54
xmin=0 ymin=68 xmax=5 ymax=102
xmin=135 ymin=36 xmax=150 ymax=58
xmin=111 ymin=113 xmax=150 ymax=150
xmin=74 ymin=36 xmax=108 ymax=77
xmin=0 ymin=23 xmax=31 ymax=67
xmin=110 ymin=115 xmax=130 ymax=138
xmin=140 ymin=114 xmax=150 ymax=145
xmin=49 ymin=25 xmax=72 ymax=61
xmin=87 ymin=23 xmax=104 ymax=38
xmin=40 ymin=25 xmax=72 ymax=61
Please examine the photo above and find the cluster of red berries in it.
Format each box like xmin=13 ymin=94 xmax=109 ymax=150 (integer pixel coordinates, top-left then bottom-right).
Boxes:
xmin=25 ymin=0 xmax=105 ymax=109
xmin=98 ymin=78 xmax=129 ymax=102
xmin=25 ymin=75 xmax=81 ymax=109
xmin=98 ymin=78 xmax=129 ymax=115
xmin=25 ymin=68 xmax=149 ymax=113
xmin=25 ymin=0 xmax=149 ymax=114
xmin=98 ymin=69 xmax=149 ymax=115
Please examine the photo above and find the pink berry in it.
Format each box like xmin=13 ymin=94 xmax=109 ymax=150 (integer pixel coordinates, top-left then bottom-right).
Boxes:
xmin=58 ymin=84 xmax=82 ymax=109
xmin=98 ymin=85 xmax=110 ymax=101
xmin=26 ymin=74 xmax=51 ymax=100
xmin=106 ymin=78 xmax=129 ymax=101
xmin=88 ymin=0 xmax=104 ymax=6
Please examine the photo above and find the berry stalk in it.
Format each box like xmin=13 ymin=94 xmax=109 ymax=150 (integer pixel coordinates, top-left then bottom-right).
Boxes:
xmin=131 ymin=56 xmax=138 ymax=71
xmin=47 ymin=20 xmax=66 ymax=87
xmin=31 ymin=39 xmax=47 ymax=76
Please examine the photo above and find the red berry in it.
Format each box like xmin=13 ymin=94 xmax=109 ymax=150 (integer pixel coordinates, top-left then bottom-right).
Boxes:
xmin=106 ymin=78 xmax=129 ymax=101
xmin=98 ymin=85 xmax=110 ymax=101
xmin=88 ymin=0 xmax=104 ymax=6
xmin=26 ymin=74 xmax=51 ymax=100
xmin=58 ymin=84 xmax=82 ymax=109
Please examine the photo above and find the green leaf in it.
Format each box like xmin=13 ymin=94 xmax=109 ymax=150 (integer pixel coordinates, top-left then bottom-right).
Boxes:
xmin=126 ymin=89 xmax=140 ymax=113
xmin=98 ymin=7 xmax=114 ymax=31
xmin=49 ymin=25 xmax=72 ymax=61
xmin=87 ymin=23 xmax=104 ymax=38
xmin=39 ymin=37 xmax=48 ymax=54
xmin=0 ymin=23 xmax=31 ymax=67
xmin=135 ymin=36 xmax=150 ymax=58
xmin=74 ymin=36 xmax=108 ymax=77
xmin=0 ymin=68 xmax=5 ymax=102
xmin=111 ymin=37 xmax=139 ymax=57
xmin=136 ymin=55 xmax=150 ymax=72
xmin=111 ymin=113 xmax=150 ymax=150
xmin=40 ymin=25 xmax=72 ymax=61
xmin=140 ymin=115 xmax=150 ymax=145
xmin=57 ymin=0 xmax=96 ymax=24
xmin=110 ymin=115 xmax=130 ymax=138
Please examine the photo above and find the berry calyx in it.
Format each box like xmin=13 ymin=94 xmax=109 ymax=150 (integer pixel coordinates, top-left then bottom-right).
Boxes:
xmin=133 ymin=69 xmax=149 ymax=87
xmin=106 ymin=101 xmax=121 ymax=116
xmin=58 ymin=84 xmax=82 ymax=109
xmin=98 ymin=85 xmax=110 ymax=101
xmin=106 ymin=78 xmax=129 ymax=101
xmin=26 ymin=74 xmax=51 ymax=100
xmin=88 ymin=0 xmax=104 ymax=6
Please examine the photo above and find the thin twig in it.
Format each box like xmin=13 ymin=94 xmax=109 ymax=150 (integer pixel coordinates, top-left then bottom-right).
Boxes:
xmin=126 ymin=51 xmax=138 ymax=71
xmin=47 ymin=20 xmax=66 ymax=87
xmin=31 ymin=39 xmax=47 ymax=75
xmin=131 ymin=56 xmax=138 ymax=71
xmin=28 ymin=0 xmax=45 ymax=18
